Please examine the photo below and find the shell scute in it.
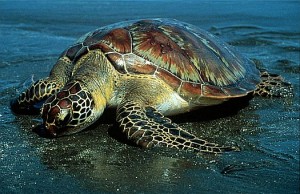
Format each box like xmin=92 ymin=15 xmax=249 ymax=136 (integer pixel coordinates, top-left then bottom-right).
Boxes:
xmin=130 ymin=23 xmax=200 ymax=83
xmin=101 ymin=28 xmax=132 ymax=54
xmin=60 ymin=18 xmax=261 ymax=100
xmin=124 ymin=54 xmax=157 ymax=74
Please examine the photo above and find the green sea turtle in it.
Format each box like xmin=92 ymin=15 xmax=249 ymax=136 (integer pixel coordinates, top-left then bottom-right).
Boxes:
xmin=11 ymin=19 xmax=292 ymax=154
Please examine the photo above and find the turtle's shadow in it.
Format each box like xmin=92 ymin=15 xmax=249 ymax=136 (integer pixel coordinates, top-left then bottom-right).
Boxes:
xmin=171 ymin=95 xmax=252 ymax=122
xmin=101 ymin=94 xmax=252 ymax=123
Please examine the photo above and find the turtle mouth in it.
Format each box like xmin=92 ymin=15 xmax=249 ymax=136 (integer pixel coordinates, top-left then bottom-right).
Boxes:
xmin=44 ymin=122 xmax=79 ymax=138
xmin=45 ymin=124 xmax=59 ymax=137
xmin=32 ymin=124 xmax=59 ymax=138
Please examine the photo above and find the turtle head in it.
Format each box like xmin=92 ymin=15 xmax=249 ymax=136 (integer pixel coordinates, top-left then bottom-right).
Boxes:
xmin=41 ymin=81 xmax=101 ymax=137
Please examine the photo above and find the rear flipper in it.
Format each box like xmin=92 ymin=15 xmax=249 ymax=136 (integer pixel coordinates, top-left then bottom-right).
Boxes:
xmin=253 ymin=71 xmax=293 ymax=97
xmin=10 ymin=78 xmax=62 ymax=114
xmin=117 ymin=101 xmax=239 ymax=154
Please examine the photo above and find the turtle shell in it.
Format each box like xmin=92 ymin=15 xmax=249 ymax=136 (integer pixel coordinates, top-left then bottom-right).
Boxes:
xmin=60 ymin=18 xmax=261 ymax=101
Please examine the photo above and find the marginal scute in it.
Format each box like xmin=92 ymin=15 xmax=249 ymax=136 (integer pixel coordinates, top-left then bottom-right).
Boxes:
xmin=89 ymin=42 xmax=114 ymax=53
xmin=202 ymin=85 xmax=228 ymax=97
xmin=180 ymin=82 xmax=202 ymax=97
xmin=222 ymin=86 xmax=247 ymax=97
xmin=73 ymin=46 xmax=89 ymax=63
xmin=106 ymin=53 xmax=126 ymax=73
xmin=155 ymin=68 xmax=181 ymax=91
xmin=83 ymin=29 xmax=109 ymax=46
xmin=65 ymin=43 xmax=83 ymax=61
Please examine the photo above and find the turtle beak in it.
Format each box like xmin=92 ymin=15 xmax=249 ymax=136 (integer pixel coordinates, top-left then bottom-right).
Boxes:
xmin=45 ymin=124 xmax=58 ymax=137
xmin=33 ymin=123 xmax=58 ymax=138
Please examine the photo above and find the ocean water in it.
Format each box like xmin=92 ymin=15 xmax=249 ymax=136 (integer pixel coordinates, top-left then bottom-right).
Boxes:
xmin=0 ymin=1 xmax=299 ymax=193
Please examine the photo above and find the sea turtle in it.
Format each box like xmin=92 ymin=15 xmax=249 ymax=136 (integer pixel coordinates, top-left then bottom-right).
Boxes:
xmin=11 ymin=18 xmax=292 ymax=154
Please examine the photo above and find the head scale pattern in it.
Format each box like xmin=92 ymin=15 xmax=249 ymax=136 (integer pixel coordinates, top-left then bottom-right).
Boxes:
xmin=41 ymin=81 xmax=94 ymax=135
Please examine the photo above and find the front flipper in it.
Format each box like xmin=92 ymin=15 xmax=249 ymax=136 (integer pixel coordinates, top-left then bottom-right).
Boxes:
xmin=254 ymin=71 xmax=293 ymax=97
xmin=11 ymin=78 xmax=62 ymax=114
xmin=117 ymin=101 xmax=239 ymax=154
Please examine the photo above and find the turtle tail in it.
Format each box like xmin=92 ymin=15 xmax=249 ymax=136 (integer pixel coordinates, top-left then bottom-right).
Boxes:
xmin=11 ymin=78 xmax=62 ymax=114
xmin=253 ymin=71 xmax=293 ymax=97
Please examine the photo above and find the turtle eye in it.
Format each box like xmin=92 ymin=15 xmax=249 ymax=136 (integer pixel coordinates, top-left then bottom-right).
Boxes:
xmin=56 ymin=108 xmax=72 ymax=127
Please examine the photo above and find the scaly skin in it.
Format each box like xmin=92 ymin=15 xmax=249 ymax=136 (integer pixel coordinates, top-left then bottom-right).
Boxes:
xmin=41 ymin=50 xmax=116 ymax=137
xmin=116 ymin=100 xmax=239 ymax=153
xmin=254 ymin=71 xmax=293 ymax=97
xmin=11 ymin=57 xmax=72 ymax=114
xmin=41 ymin=81 xmax=95 ymax=136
